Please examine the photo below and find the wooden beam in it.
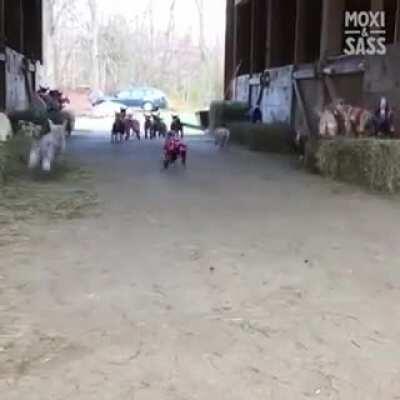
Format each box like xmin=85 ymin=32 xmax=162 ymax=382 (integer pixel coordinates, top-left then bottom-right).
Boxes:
xmin=293 ymin=79 xmax=312 ymax=135
xmin=294 ymin=0 xmax=306 ymax=64
xmin=224 ymin=0 xmax=235 ymax=98
xmin=249 ymin=0 xmax=256 ymax=75
xmin=265 ymin=0 xmax=273 ymax=67
xmin=18 ymin=0 xmax=23 ymax=52
xmin=0 ymin=0 xmax=4 ymax=49
xmin=320 ymin=0 xmax=345 ymax=59
xmin=395 ymin=0 xmax=400 ymax=42
xmin=323 ymin=76 xmax=338 ymax=102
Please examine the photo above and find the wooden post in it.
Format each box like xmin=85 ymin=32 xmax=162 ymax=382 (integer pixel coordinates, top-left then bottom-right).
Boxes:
xmin=0 ymin=0 xmax=4 ymax=49
xmin=233 ymin=5 xmax=238 ymax=68
xmin=0 ymin=0 xmax=5 ymax=110
xmin=249 ymin=0 xmax=256 ymax=75
xmin=324 ymin=76 xmax=339 ymax=102
xmin=224 ymin=0 xmax=235 ymax=99
xmin=294 ymin=0 xmax=306 ymax=64
xmin=248 ymin=0 xmax=256 ymax=107
xmin=320 ymin=0 xmax=345 ymax=59
xmin=19 ymin=0 xmax=24 ymax=52
xmin=293 ymin=79 xmax=312 ymax=135
xmin=395 ymin=0 xmax=400 ymax=42
xmin=265 ymin=0 xmax=273 ymax=67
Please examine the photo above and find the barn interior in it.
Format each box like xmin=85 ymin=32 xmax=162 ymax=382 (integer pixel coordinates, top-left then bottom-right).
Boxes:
xmin=225 ymin=0 xmax=400 ymax=135
xmin=0 ymin=0 xmax=43 ymax=112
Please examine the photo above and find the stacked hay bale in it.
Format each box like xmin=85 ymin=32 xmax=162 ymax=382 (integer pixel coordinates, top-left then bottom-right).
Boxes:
xmin=209 ymin=101 xmax=249 ymax=131
xmin=316 ymin=138 xmax=400 ymax=193
xmin=227 ymin=122 xmax=295 ymax=154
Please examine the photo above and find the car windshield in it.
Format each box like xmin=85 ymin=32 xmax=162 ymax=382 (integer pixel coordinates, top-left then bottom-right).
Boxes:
xmin=117 ymin=89 xmax=143 ymax=100
xmin=116 ymin=87 xmax=166 ymax=101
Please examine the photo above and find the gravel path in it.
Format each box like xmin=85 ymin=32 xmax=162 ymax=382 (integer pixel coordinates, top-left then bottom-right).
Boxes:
xmin=1 ymin=131 xmax=400 ymax=399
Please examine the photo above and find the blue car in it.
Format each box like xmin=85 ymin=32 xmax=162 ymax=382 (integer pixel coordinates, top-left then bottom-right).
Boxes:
xmin=100 ymin=87 xmax=168 ymax=110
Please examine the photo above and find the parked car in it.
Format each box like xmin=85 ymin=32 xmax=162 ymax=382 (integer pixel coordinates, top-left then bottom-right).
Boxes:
xmin=95 ymin=87 xmax=168 ymax=110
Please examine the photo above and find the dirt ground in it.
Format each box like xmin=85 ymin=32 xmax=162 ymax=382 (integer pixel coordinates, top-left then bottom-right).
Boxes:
xmin=1 ymin=131 xmax=400 ymax=399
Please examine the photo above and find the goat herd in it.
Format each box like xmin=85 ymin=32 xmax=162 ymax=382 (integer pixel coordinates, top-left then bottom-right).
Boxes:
xmin=316 ymin=97 xmax=395 ymax=139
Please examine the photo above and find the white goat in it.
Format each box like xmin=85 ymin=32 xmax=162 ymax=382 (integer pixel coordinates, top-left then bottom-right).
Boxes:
xmin=29 ymin=120 xmax=67 ymax=172
xmin=213 ymin=126 xmax=230 ymax=148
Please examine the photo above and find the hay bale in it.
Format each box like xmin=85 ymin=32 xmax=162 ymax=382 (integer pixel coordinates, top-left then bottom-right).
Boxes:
xmin=209 ymin=101 xmax=249 ymax=130
xmin=304 ymin=136 xmax=321 ymax=173
xmin=227 ymin=122 xmax=294 ymax=154
xmin=0 ymin=135 xmax=33 ymax=183
xmin=317 ymin=138 xmax=400 ymax=192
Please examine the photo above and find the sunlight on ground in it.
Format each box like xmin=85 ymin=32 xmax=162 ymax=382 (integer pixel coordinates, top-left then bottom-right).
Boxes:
xmin=75 ymin=110 xmax=203 ymax=136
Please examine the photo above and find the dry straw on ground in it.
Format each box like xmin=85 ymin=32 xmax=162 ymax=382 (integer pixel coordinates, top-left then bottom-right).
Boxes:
xmin=0 ymin=135 xmax=98 ymax=247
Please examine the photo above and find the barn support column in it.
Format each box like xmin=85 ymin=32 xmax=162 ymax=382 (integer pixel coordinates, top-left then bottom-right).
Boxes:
xmin=19 ymin=0 xmax=23 ymax=51
xmin=0 ymin=0 xmax=4 ymax=48
xmin=320 ymin=0 xmax=345 ymax=59
xmin=224 ymin=0 xmax=236 ymax=99
xmin=0 ymin=0 xmax=5 ymax=110
xmin=249 ymin=0 xmax=256 ymax=75
xmin=395 ymin=0 xmax=400 ymax=42
xmin=232 ymin=4 xmax=239 ymax=98
xmin=265 ymin=0 xmax=273 ymax=67
xmin=318 ymin=0 xmax=345 ymax=111
xmin=294 ymin=0 xmax=307 ymax=64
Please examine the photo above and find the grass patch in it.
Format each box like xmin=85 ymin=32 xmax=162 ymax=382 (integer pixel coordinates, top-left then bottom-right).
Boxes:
xmin=0 ymin=136 xmax=34 ymax=183
xmin=0 ymin=160 xmax=98 ymax=246
xmin=316 ymin=138 xmax=400 ymax=193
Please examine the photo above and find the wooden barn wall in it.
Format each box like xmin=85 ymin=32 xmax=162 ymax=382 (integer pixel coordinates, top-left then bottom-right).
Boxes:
xmin=293 ymin=73 xmax=364 ymax=135
xmin=262 ymin=66 xmax=293 ymax=124
xmin=235 ymin=75 xmax=250 ymax=102
xmin=5 ymin=47 xmax=29 ymax=111
xmin=0 ymin=0 xmax=42 ymax=111
xmin=226 ymin=0 xmax=400 ymax=135
xmin=363 ymin=42 xmax=400 ymax=109
xmin=237 ymin=65 xmax=293 ymax=124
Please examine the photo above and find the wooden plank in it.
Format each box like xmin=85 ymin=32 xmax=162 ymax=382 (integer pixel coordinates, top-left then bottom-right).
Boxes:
xmin=224 ymin=0 xmax=235 ymax=98
xmin=18 ymin=0 xmax=23 ymax=52
xmin=293 ymin=79 xmax=312 ymax=135
xmin=249 ymin=0 xmax=256 ymax=75
xmin=320 ymin=0 xmax=345 ymax=58
xmin=0 ymin=0 xmax=4 ymax=47
xmin=265 ymin=0 xmax=273 ymax=67
xmin=293 ymin=65 xmax=316 ymax=80
xmin=323 ymin=76 xmax=338 ymax=102
xmin=395 ymin=0 xmax=400 ymax=42
xmin=294 ymin=0 xmax=306 ymax=64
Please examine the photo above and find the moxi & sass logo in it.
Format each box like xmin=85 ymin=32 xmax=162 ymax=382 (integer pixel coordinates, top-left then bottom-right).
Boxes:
xmin=344 ymin=11 xmax=386 ymax=55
